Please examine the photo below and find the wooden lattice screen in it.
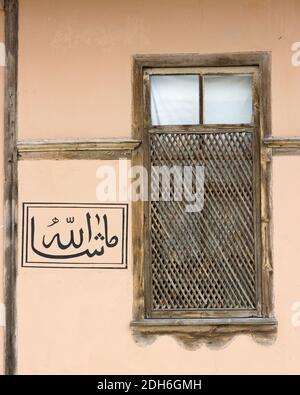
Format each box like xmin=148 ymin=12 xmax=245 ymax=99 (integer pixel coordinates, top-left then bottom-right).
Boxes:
xmin=149 ymin=130 xmax=257 ymax=313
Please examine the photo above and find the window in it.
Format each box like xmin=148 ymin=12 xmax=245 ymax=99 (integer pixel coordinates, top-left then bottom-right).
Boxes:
xmin=132 ymin=53 xmax=276 ymax=339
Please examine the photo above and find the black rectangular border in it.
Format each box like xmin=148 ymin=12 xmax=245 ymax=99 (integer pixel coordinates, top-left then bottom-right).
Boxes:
xmin=21 ymin=202 xmax=128 ymax=269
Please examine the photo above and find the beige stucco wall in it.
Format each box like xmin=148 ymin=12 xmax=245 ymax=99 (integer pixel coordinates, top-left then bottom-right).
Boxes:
xmin=16 ymin=157 xmax=300 ymax=374
xmin=1 ymin=0 xmax=300 ymax=374
xmin=19 ymin=0 xmax=300 ymax=140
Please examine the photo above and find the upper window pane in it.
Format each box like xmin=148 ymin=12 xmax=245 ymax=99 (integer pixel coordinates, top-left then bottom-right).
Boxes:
xmin=204 ymin=74 xmax=253 ymax=124
xmin=150 ymin=75 xmax=199 ymax=126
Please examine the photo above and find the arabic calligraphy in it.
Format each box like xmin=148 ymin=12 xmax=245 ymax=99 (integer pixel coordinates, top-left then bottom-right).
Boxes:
xmin=31 ymin=213 xmax=118 ymax=259
xmin=22 ymin=203 xmax=128 ymax=269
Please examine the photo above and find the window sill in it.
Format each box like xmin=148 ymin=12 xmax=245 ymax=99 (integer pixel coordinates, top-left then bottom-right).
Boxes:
xmin=130 ymin=318 xmax=277 ymax=345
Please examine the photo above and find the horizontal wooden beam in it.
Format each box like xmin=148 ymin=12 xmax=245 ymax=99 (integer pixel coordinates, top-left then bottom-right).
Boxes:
xmin=133 ymin=51 xmax=270 ymax=68
xmin=131 ymin=317 xmax=277 ymax=327
xmin=18 ymin=136 xmax=300 ymax=158
xmin=17 ymin=138 xmax=141 ymax=160
xmin=131 ymin=318 xmax=277 ymax=344
xmin=264 ymin=137 xmax=300 ymax=155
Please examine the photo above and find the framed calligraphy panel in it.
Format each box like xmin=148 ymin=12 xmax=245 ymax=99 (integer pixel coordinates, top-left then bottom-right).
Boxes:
xmin=21 ymin=203 xmax=128 ymax=269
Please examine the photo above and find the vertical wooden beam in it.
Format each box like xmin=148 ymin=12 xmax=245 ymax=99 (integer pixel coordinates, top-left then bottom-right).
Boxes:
xmin=131 ymin=57 xmax=146 ymax=322
xmin=199 ymin=74 xmax=204 ymax=124
xmin=3 ymin=0 xmax=18 ymax=375
xmin=259 ymin=53 xmax=274 ymax=318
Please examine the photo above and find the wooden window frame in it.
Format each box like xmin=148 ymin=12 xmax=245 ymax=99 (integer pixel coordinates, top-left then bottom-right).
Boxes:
xmin=145 ymin=66 xmax=260 ymax=319
xmin=131 ymin=52 xmax=277 ymax=341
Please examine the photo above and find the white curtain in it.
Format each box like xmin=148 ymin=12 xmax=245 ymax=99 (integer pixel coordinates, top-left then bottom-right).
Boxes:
xmin=150 ymin=75 xmax=199 ymax=126
xmin=204 ymin=74 xmax=253 ymax=124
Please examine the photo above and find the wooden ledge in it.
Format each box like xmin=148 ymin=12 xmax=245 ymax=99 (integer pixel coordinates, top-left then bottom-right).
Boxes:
xmin=263 ymin=137 xmax=300 ymax=155
xmin=17 ymin=138 xmax=141 ymax=160
xmin=131 ymin=317 xmax=277 ymax=335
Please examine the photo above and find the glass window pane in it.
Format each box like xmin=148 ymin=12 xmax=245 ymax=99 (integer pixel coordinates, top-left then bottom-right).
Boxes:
xmin=204 ymin=74 xmax=253 ymax=124
xmin=150 ymin=75 xmax=199 ymax=126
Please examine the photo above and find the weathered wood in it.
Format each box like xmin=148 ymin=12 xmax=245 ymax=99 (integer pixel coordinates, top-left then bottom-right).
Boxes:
xmin=17 ymin=138 xmax=141 ymax=160
xmin=132 ymin=57 xmax=146 ymax=321
xmin=199 ymin=75 xmax=203 ymax=124
xmin=131 ymin=317 xmax=277 ymax=329
xmin=131 ymin=52 xmax=276 ymax=336
xmin=150 ymin=308 xmax=258 ymax=319
xmin=18 ymin=150 xmax=135 ymax=160
xmin=145 ymin=65 xmax=258 ymax=76
xmin=149 ymin=131 xmax=257 ymax=314
xmin=147 ymin=66 xmax=259 ymax=317
xmin=133 ymin=52 xmax=271 ymax=69
xmin=259 ymin=54 xmax=274 ymax=318
xmin=142 ymin=72 xmax=153 ymax=318
xmin=252 ymin=69 xmax=262 ymax=315
xmin=264 ymin=137 xmax=300 ymax=155
xmin=17 ymin=138 xmax=141 ymax=152
xmin=3 ymin=0 xmax=18 ymax=376
xmin=149 ymin=125 xmax=253 ymax=133
xmin=131 ymin=318 xmax=277 ymax=348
